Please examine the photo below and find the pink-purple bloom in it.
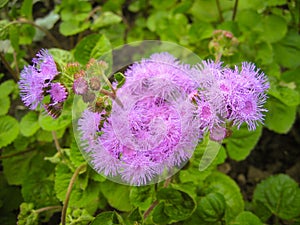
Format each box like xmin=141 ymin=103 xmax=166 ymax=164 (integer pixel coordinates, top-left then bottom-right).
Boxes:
xmin=19 ymin=66 xmax=45 ymax=110
xmin=32 ymin=49 xmax=58 ymax=81
xmin=194 ymin=61 xmax=269 ymax=133
xmin=19 ymin=49 xmax=66 ymax=115
xmin=78 ymin=53 xmax=200 ymax=185
xmin=49 ymin=82 xmax=68 ymax=104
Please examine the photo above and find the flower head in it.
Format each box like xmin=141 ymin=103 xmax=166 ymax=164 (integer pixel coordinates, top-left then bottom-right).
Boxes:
xmin=19 ymin=49 xmax=60 ymax=109
xmin=77 ymin=52 xmax=200 ymax=185
xmin=18 ymin=66 xmax=44 ymax=110
xmin=193 ymin=60 xmax=269 ymax=132
xmin=32 ymin=49 xmax=58 ymax=81
xmin=49 ymin=82 xmax=68 ymax=104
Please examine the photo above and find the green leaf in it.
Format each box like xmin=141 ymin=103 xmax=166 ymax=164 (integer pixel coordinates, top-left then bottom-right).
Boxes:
xmin=36 ymin=128 xmax=65 ymax=142
xmin=19 ymin=24 xmax=35 ymax=45
xmin=268 ymin=79 xmax=300 ymax=106
xmin=54 ymin=163 xmax=100 ymax=214
xmin=0 ymin=115 xmax=19 ymax=148
xmin=21 ymin=0 xmax=33 ymax=20
xmin=9 ymin=25 xmax=19 ymax=51
xmin=2 ymin=146 xmax=37 ymax=185
xmin=74 ymin=34 xmax=111 ymax=65
xmin=90 ymin=34 xmax=111 ymax=61
xmin=20 ymin=111 xmax=40 ymax=137
xmin=59 ymin=20 xmax=90 ymax=36
xmin=0 ymin=20 xmax=9 ymax=40
xmin=204 ymin=172 xmax=244 ymax=223
xmin=100 ymin=180 xmax=133 ymax=212
xmin=225 ymin=124 xmax=262 ymax=161
xmin=17 ymin=203 xmax=38 ymax=225
xmin=260 ymin=15 xmax=287 ymax=43
xmin=66 ymin=208 xmax=94 ymax=225
xmin=49 ymin=48 xmax=74 ymax=69
xmin=264 ymin=97 xmax=297 ymax=134
xmin=253 ymin=174 xmax=300 ymax=220
xmin=256 ymin=42 xmax=273 ymax=65
xmin=0 ymin=0 xmax=8 ymax=8
xmin=114 ymin=72 xmax=125 ymax=88
xmin=91 ymin=11 xmax=122 ymax=29
xmin=70 ymin=138 xmax=85 ymax=167
xmin=152 ymin=202 xmax=172 ymax=224
xmin=21 ymin=172 xmax=59 ymax=208
xmin=38 ymin=111 xmax=71 ymax=131
xmin=155 ymin=186 xmax=196 ymax=222
xmin=237 ymin=9 xmax=262 ymax=32
xmin=179 ymin=135 xmax=226 ymax=184
xmin=188 ymin=22 xmax=214 ymax=43
xmin=91 ymin=211 xmax=125 ymax=225
xmin=274 ymin=30 xmax=300 ymax=69
xmin=129 ymin=186 xmax=155 ymax=210
xmin=0 ymin=96 xmax=10 ymax=116
xmin=234 ymin=211 xmax=263 ymax=225
xmin=150 ymin=0 xmax=176 ymax=9
xmin=0 ymin=80 xmax=16 ymax=96
xmin=127 ymin=207 xmax=143 ymax=223
xmin=196 ymin=192 xmax=226 ymax=223
xmin=189 ymin=0 xmax=219 ymax=22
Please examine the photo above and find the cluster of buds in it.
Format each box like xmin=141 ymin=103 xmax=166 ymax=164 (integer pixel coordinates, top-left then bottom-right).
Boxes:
xmin=209 ymin=30 xmax=239 ymax=60
xmin=71 ymin=59 xmax=113 ymax=112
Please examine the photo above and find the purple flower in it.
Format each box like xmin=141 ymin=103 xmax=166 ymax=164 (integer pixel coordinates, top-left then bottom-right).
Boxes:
xmin=32 ymin=49 xmax=58 ymax=81
xmin=78 ymin=109 xmax=103 ymax=148
xmin=19 ymin=49 xmax=59 ymax=110
xmin=49 ymin=82 xmax=68 ymax=104
xmin=193 ymin=60 xmax=269 ymax=132
xmin=19 ymin=66 xmax=44 ymax=110
xmin=77 ymin=53 xmax=200 ymax=185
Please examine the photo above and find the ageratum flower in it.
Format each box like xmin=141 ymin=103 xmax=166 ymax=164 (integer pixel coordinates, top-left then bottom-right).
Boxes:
xmin=49 ymin=83 xmax=68 ymax=104
xmin=19 ymin=66 xmax=45 ymax=110
xmin=194 ymin=60 xmax=269 ymax=133
xmin=19 ymin=49 xmax=59 ymax=110
xmin=78 ymin=53 xmax=200 ymax=185
xmin=32 ymin=49 xmax=58 ymax=81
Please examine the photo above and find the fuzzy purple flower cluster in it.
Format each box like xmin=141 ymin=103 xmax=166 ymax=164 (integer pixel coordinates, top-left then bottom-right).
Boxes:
xmin=191 ymin=60 xmax=269 ymax=141
xmin=77 ymin=52 xmax=269 ymax=185
xmin=78 ymin=53 xmax=200 ymax=185
xmin=19 ymin=49 xmax=68 ymax=117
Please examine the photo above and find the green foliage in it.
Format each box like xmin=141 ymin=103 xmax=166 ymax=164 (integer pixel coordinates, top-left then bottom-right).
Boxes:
xmin=196 ymin=192 xmax=226 ymax=223
xmin=253 ymin=174 xmax=300 ymax=221
xmin=152 ymin=185 xmax=196 ymax=223
xmin=224 ymin=124 xmax=263 ymax=161
xmin=74 ymin=34 xmax=111 ymax=65
xmin=0 ymin=115 xmax=19 ymax=148
xmin=234 ymin=211 xmax=263 ymax=225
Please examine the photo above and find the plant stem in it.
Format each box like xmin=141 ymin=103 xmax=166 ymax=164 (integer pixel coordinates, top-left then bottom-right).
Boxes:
xmin=61 ymin=164 xmax=86 ymax=225
xmin=143 ymin=178 xmax=171 ymax=220
xmin=52 ymin=131 xmax=62 ymax=154
xmin=216 ymin=0 xmax=224 ymax=22
xmin=0 ymin=52 xmax=19 ymax=81
xmin=232 ymin=0 xmax=239 ymax=21
xmin=35 ymin=205 xmax=62 ymax=214
xmin=215 ymin=52 xmax=223 ymax=63
xmin=0 ymin=148 xmax=36 ymax=160
xmin=143 ymin=200 xmax=158 ymax=220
